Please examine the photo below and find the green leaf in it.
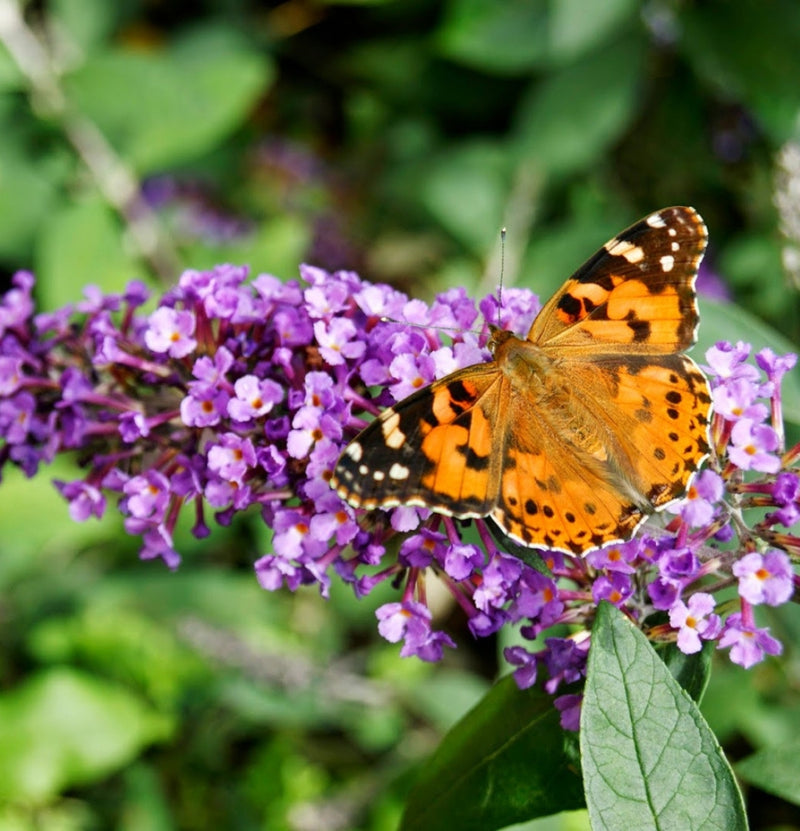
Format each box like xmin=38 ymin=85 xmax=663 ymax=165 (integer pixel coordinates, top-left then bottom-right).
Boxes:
xmin=65 ymin=27 xmax=272 ymax=172
xmin=400 ymin=675 xmax=584 ymax=831
xmin=0 ymin=131 xmax=60 ymax=258
xmin=683 ymin=0 xmax=800 ymax=143
xmin=658 ymin=640 xmax=714 ymax=705
xmin=697 ymin=297 xmax=800 ymax=425
xmin=548 ymin=0 xmax=639 ymax=62
xmin=511 ymin=32 xmax=645 ymax=178
xmin=438 ymin=0 xmax=551 ymax=73
xmin=582 ymin=602 xmax=747 ymax=831
xmin=0 ymin=668 xmax=171 ymax=804
xmin=438 ymin=0 xmax=639 ymax=72
xmin=35 ymin=195 xmax=144 ymax=309
xmin=419 ymin=140 xmax=510 ymax=255
xmin=51 ymin=0 xmax=119 ymax=53
xmin=736 ymin=740 xmax=800 ymax=805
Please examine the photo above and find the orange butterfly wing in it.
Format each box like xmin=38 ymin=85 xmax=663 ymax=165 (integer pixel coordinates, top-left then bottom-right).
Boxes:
xmin=333 ymin=363 xmax=507 ymax=517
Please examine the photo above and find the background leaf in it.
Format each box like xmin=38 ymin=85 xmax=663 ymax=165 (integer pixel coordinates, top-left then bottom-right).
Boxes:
xmin=401 ymin=675 xmax=584 ymax=831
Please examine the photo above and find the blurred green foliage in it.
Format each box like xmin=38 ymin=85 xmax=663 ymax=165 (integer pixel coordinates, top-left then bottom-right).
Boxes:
xmin=0 ymin=0 xmax=799 ymax=828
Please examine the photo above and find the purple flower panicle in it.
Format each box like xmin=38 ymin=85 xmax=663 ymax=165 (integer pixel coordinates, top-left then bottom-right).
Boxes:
xmin=0 ymin=264 xmax=797 ymax=730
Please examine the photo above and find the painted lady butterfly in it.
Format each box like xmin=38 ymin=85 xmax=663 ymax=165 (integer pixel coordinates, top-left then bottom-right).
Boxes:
xmin=331 ymin=207 xmax=712 ymax=554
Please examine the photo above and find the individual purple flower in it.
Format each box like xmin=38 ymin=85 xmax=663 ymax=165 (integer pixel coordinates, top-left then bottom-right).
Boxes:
xmin=442 ymin=542 xmax=485 ymax=581
xmin=755 ymin=347 xmax=797 ymax=385
xmin=728 ymin=419 xmax=781 ymax=473
xmin=669 ymin=592 xmax=722 ymax=654
xmin=768 ymin=472 xmax=800 ymax=527
xmin=705 ymin=341 xmax=760 ymax=382
xmin=227 ymin=376 xmax=283 ymax=422
xmin=510 ymin=569 xmax=564 ymax=628
xmin=287 ymin=406 xmax=342 ymax=459
xmin=504 ymin=645 xmax=538 ymax=689
xmin=0 ymin=356 xmax=23 ymax=397
xmin=398 ymin=528 xmax=447 ymax=569
xmin=675 ymin=469 xmax=724 ymax=527
xmin=718 ymin=613 xmax=783 ymax=668
xmin=122 ymin=470 xmax=171 ymax=521
xmin=181 ymin=385 xmax=230 ymax=427
xmin=591 ymin=571 xmax=633 ymax=607
xmin=712 ymin=377 xmax=767 ymax=422
xmin=55 ymin=479 xmax=106 ymax=522
xmin=542 ymin=638 xmax=589 ymax=695
xmin=376 ymin=600 xmax=455 ymax=661
xmin=140 ymin=523 xmax=181 ymax=570
xmin=657 ymin=546 xmax=700 ymax=583
xmin=254 ymin=553 xmax=303 ymax=592
xmin=388 ymin=353 xmax=436 ymax=401
xmin=472 ymin=554 xmax=522 ymax=613
xmin=144 ymin=306 xmax=197 ymax=358
xmin=554 ymin=694 xmax=583 ymax=732
xmin=313 ymin=318 xmax=366 ymax=366
xmin=732 ymin=551 xmax=794 ymax=606
xmin=586 ymin=539 xmax=640 ymax=574
xmin=207 ymin=433 xmax=256 ymax=484
xmin=119 ymin=411 xmax=151 ymax=442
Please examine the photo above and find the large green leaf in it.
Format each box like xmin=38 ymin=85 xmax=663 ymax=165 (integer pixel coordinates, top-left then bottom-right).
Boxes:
xmin=511 ymin=32 xmax=645 ymax=179
xmin=438 ymin=0 xmax=639 ymax=72
xmin=683 ymin=0 xmax=800 ymax=143
xmin=419 ymin=140 xmax=510 ymax=255
xmin=582 ymin=603 xmax=747 ymax=831
xmin=0 ymin=668 xmax=171 ymax=804
xmin=400 ymin=675 xmax=584 ymax=831
xmin=65 ymin=27 xmax=271 ymax=172
xmin=0 ymin=131 xmax=61 ymax=259
xmin=736 ymin=740 xmax=800 ymax=805
xmin=35 ymin=195 xmax=144 ymax=309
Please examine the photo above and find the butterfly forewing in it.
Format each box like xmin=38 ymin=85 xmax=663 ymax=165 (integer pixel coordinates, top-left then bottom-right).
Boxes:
xmin=333 ymin=364 xmax=505 ymax=517
xmin=331 ymin=206 xmax=712 ymax=555
xmin=528 ymin=206 xmax=707 ymax=354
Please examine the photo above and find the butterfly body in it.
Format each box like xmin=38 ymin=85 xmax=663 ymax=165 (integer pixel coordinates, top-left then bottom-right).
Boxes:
xmin=332 ymin=207 xmax=712 ymax=554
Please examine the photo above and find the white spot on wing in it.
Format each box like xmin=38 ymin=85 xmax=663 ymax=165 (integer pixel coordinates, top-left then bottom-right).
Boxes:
xmin=646 ymin=212 xmax=666 ymax=228
xmin=381 ymin=412 xmax=406 ymax=449
xmin=345 ymin=442 xmax=363 ymax=462
xmin=660 ymin=255 xmax=675 ymax=272
xmin=606 ymin=238 xmax=645 ymax=264
xmin=389 ymin=463 xmax=410 ymax=481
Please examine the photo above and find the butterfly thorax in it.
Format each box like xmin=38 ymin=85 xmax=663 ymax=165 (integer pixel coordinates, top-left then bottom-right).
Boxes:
xmin=488 ymin=325 xmax=555 ymax=394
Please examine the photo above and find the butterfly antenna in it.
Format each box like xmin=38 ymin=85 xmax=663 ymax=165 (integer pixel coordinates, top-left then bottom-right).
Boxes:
xmin=497 ymin=227 xmax=507 ymax=327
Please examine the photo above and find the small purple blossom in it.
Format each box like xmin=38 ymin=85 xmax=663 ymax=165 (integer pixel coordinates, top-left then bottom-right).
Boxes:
xmin=669 ymin=593 xmax=722 ymax=654
xmin=144 ymin=306 xmax=197 ymax=358
xmin=228 ymin=376 xmax=283 ymax=422
xmin=376 ymin=601 xmax=455 ymax=661
xmin=718 ymin=614 xmax=783 ymax=668
xmin=728 ymin=419 xmax=781 ymax=472
xmin=676 ymin=469 xmax=724 ymax=527
xmin=732 ymin=551 xmax=794 ymax=606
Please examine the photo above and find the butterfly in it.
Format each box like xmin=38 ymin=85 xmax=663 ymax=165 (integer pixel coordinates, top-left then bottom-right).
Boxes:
xmin=331 ymin=207 xmax=712 ymax=555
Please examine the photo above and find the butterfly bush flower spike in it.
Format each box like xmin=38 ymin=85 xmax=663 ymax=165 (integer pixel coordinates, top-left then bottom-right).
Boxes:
xmin=0 ymin=208 xmax=797 ymax=731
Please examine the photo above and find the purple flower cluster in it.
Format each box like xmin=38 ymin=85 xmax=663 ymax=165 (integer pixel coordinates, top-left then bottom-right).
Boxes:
xmin=0 ymin=266 xmax=797 ymax=729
